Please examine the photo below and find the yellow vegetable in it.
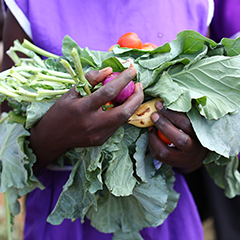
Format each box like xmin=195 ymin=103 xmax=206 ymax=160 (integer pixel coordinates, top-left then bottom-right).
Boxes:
xmin=128 ymin=98 xmax=162 ymax=127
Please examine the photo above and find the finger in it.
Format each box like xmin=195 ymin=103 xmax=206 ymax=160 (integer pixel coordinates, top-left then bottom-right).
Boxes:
xmin=151 ymin=111 xmax=193 ymax=151
xmin=97 ymin=82 xmax=143 ymax=130
xmin=88 ymin=67 xmax=137 ymax=109
xmin=63 ymin=85 xmax=81 ymax=99
xmin=148 ymin=127 xmax=181 ymax=165
xmin=109 ymin=82 xmax=144 ymax=121
xmin=154 ymin=101 xmax=196 ymax=137
xmin=85 ymin=67 xmax=113 ymax=87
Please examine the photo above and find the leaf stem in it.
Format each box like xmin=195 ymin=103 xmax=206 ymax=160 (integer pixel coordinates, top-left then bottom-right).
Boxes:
xmin=22 ymin=39 xmax=59 ymax=59
xmin=70 ymin=48 xmax=91 ymax=95
xmin=0 ymin=113 xmax=9 ymax=123
xmin=11 ymin=40 xmax=46 ymax=68
xmin=36 ymin=73 xmax=75 ymax=84
xmin=60 ymin=58 xmax=79 ymax=84
xmin=4 ymin=191 xmax=13 ymax=240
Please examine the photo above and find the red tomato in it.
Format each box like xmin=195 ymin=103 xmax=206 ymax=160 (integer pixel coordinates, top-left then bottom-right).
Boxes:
xmin=157 ymin=130 xmax=172 ymax=145
xmin=142 ymin=42 xmax=158 ymax=50
xmin=117 ymin=32 xmax=142 ymax=49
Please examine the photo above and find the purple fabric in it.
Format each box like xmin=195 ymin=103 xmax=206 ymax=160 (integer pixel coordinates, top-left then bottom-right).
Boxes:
xmin=24 ymin=169 xmax=203 ymax=240
xmin=6 ymin=0 xmax=211 ymax=239
xmin=210 ymin=0 xmax=240 ymax=42
xmin=14 ymin=0 xmax=209 ymax=54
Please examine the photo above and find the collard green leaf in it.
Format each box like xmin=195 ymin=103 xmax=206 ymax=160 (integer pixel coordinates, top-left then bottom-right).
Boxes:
xmin=104 ymin=140 xmax=136 ymax=197
xmin=151 ymin=55 xmax=240 ymax=120
xmin=122 ymin=123 xmax=141 ymax=146
xmin=0 ymin=114 xmax=44 ymax=214
xmin=173 ymin=30 xmax=217 ymax=54
xmin=113 ymin=231 xmax=143 ymax=240
xmin=132 ymin=157 xmax=179 ymax=228
xmin=205 ymin=156 xmax=240 ymax=198
xmin=0 ymin=114 xmax=30 ymax=192
xmin=47 ymin=151 xmax=98 ymax=225
xmin=221 ymin=37 xmax=240 ymax=56
xmin=133 ymin=131 xmax=149 ymax=183
xmin=26 ymin=101 xmax=55 ymax=128
xmin=188 ymin=107 xmax=240 ymax=158
xmin=101 ymin=57 xmax=126 ymax=72
xmin=86 ymin=153 xmax=178 ymax=236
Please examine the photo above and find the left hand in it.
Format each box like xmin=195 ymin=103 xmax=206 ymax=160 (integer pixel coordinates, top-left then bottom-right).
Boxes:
xmin=148 ymin=101 xmax=208 ymax=174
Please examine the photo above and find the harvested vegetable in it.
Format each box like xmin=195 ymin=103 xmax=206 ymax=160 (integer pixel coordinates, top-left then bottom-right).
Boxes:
xmin=117 ymin=32 xmax=142 ymax=49
xmin=157 ymin=130 xmax=172 ymax=145
xmin=102 ymin=72 xmax=135 ymax=103
xmin=128 ymin=98 xmax=162 ymax=127
xmin=1 ymin=30 xmax=240 ymax=240
xmin=142 ymin=42 xmax=158 ymax=50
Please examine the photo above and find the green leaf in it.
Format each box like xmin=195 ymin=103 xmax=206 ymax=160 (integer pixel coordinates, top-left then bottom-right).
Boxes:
xmin=86 ymin=153 xmax=179 ymax=235
xmin=205 ymin=156 xmax=240 ymax=198
xmin=26 ymin=101 xmax=55 ymax=128
xmin=221 ymin=37 xmax=240 ymax=56
xmin=113 ymin=231 xmax=144 ymax=240
xmin=158 ymin=55 xmax=240 ymax=119
xmin=104 ymin=140 xmax=136 ymax=197
xmin=133 ymin=131 xmax=149 ymax=183
xmin=0 ymin=114 xmax=30 ymax=192
xmin=188 ymin=107 xmax=240 ymax=158
xmin=174 ymin=30 xmax=217 ymax=54
xmin=101 ymin=57 xmax=126 ymax=72
xmin=47 ymin=151 xmax=98 ymax=225
xmin=0 ymin=114 xmax=44 ymax=214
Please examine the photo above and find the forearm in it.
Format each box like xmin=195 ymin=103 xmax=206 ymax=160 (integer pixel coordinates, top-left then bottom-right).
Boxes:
xmin=29 ymin=124 xmax=68 ymax=172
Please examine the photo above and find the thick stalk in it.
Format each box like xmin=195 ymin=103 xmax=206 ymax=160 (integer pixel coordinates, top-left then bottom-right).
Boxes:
xmin=11 ymin=40 xmax=46 ymax=68
xmin=60 ymin=59 xmax=79 ymax=84
xmin=36 ymin=73 xmax=75 ymax=84
xmin=22 ymin=39 xmax=59 ymax=59
xmin=70 ymin=48 xmax=91 ymax=95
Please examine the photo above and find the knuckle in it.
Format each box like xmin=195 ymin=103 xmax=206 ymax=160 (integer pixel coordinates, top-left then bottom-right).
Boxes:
xmin=155 ymin=148 xmax=170 ymax=160
xmin=155 ymin=115 xmax=168 ymax=130
xmin=101 ymin=85 xmax=119 ymax=99
xmin=90 ymin=134 xmax=106 ymax=146
xmin=176 ymin=134 xmax=190 ymax=149
xmin=85 ymin=70 xmax=96 ymax=81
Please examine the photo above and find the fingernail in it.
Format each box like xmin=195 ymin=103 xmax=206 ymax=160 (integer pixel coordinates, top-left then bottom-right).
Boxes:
xmin=155 ymin=101 xmax=163 ymax=110
xmin=128 ymin=66 xmax=136 ymax=78
xmin=151 ymin=112 xmax=159 ymax=122
xmin=139 ymin=83 xmax=143 ymax=90
xmin=99 ymin=67 xmax=112 ymax=72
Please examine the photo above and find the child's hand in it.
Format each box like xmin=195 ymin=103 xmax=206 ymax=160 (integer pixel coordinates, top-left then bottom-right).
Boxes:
xmin=148 ymin=101 xmax=208 ymax=174
xmin=30 ymin=67 xmax=144 ymax=170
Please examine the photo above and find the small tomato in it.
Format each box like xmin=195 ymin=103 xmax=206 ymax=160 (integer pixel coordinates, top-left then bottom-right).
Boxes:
xmin=108 ymin=45 xmax=116 ymax=52
xmin=142 ymin=42 xmax=158 ymax=50
xmin=117 ymin=32 xmax=142 ymax=49
xmin=157 ymin=130 xmax=172 ymax=145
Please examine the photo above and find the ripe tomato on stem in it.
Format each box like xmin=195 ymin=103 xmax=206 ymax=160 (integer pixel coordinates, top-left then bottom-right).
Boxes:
xmin=117 ymin=32 xmax=142 ymax=49
xmin=157 ymin=130 xmax=172 ymax=145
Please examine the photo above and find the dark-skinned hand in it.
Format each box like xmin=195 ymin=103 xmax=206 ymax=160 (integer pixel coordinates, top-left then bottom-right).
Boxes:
xmin=148 ymin=101 xmax=208 ymax=174
xmin=30 ymin=66 xmax=144 ymax=171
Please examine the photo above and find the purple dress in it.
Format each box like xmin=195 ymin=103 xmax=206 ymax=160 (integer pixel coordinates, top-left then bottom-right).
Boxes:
xmin=210 ymin=0 xmax=240 ymax=41
xmin=4 ymin=0 xmax=213 ymax=239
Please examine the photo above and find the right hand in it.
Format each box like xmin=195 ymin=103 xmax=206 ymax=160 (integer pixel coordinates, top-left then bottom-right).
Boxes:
xmin=30 ymin=66 xmax=144 ymax=170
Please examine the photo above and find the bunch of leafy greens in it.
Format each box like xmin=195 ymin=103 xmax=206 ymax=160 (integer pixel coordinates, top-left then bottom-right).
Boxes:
xmin=1 ymin=30 xmax=240 ymax=239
